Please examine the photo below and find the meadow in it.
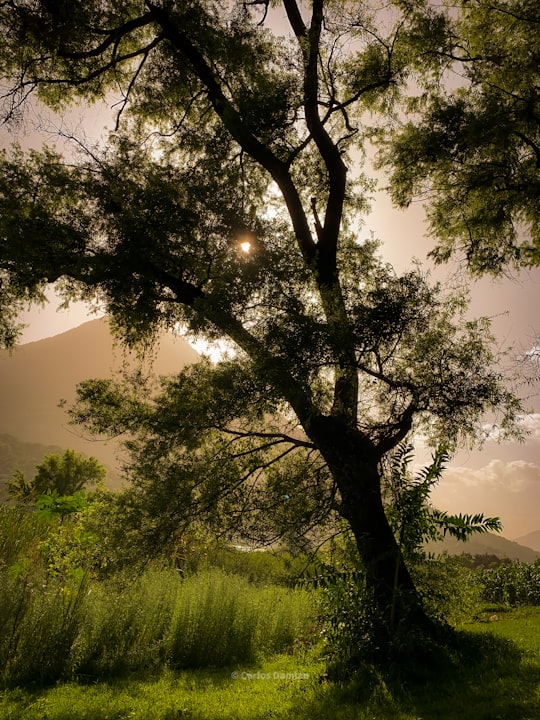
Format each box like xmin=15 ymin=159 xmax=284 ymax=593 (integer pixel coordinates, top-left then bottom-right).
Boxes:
xmin=2 ymin=505 xmax=540 ymax=719
xmin=1 ymin=608 xmax=540 ymax=720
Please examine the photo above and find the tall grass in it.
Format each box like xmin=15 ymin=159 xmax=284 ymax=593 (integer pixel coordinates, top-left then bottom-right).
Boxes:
xmin=0 ymin=561 xmax=88 ymax=686
xmin=0 ymin=566 xmax=316 ymax=687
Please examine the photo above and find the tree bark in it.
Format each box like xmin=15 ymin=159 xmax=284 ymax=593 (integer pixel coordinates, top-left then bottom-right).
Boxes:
xmin=308 ymin=416 xmax=438 ymax=653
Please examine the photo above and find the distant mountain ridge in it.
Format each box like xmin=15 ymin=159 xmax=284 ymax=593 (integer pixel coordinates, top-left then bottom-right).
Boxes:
xmin=0 ymin=434 xmax=65 ymax=488
xmin=426 ymin=532 xmax=540 ymax=563
xmin=513 ymin=530 xmax=540 ymax=553
xmin=0 ymin=318 xmax=199 ymax=484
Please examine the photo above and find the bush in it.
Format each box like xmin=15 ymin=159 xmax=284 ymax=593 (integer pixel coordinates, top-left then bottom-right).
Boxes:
xmin=313 ymin=554 xmax=483 ymax=678
xmin=313 ymin=568 xmax=377 ymax=672
xmin=196 ymin=543 xmax=317 ymax=586
xmin=0 ymin=506 xmax=88 ymax=686
xmin=165 ymin=568 xmax=314 ymax=668
xmin=0 ymin=567 xmax=88 ymax=686
xmin=412 ymin=556 xmax=483 ymax=625
xmin=0 ymin=505 xmax=49 ymax=569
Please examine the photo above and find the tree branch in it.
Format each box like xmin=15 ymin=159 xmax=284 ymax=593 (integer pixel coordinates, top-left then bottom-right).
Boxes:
xmin=58 ymin=12 xmax=156 ymax=59
xmin=220 ymin=428 xmax=315 ymax=450
xmin=294 ymin=0 xmax=347 ymax=278
xmin=146 ymin=1 xmax=317 ymax=267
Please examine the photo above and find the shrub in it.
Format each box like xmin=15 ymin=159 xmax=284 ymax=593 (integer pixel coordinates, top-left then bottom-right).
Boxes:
xmin=165 ymin=568 xmax=314 ymax=668
xmin=412 ymin=556 xmax=483 ymax=625
xmin=0 ymin=567 xmax=87 ymax=686
xmin=197 ymin=543 xmax=317 ymax=586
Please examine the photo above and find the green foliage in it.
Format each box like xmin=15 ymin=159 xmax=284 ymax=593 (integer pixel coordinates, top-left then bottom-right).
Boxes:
xmin=481 ymin=559 xmax=540 ymax=607
xmin=0 ymin=565 xmax=315 ymax=687
xmin=36 ymin=487 xmax=142 ymax=578
xmin=385 ymin=443 xmax=502 ymax=562
xmin=412 ymin=558 xmax=482 ymax=626
xmin=32 ymin=450 xmax=105 ymax=497
xmin=66 ymin=364 xmax=341 ymax=552
xmin=0 ymin=568 xmax=88 ymax=687
xmin=192 ymin=543 xmax=318 ymax=587
xmin=314 ymin=568 xmax=380 ymax=673
xmin=0 ymin=0 xmax=530 ymax=650
xmin=312 ymin=554 xmax=483 ymax=679
xmin=0 ymin=505 xmax=49 ymax=570
xmin=35 ymin=489 xmax=89 ymax=521
xmin=0 ymin=506 xmax=88 ymax=687
xmin=0 ymin=504 xmax=317 ymax=686
xmin=8 ymin=449 xmax=106 ymax=502
xmin=380 ymin=0 xmax=540 ymax=273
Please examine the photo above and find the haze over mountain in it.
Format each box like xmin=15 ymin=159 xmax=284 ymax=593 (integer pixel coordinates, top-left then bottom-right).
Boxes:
xmin=514 ymin=530 xmax=540 ymax=553
xmin=0 ymin=318 xmax=199 ymax=484
xmin=426 ymin=532 xmax=540 ymax=564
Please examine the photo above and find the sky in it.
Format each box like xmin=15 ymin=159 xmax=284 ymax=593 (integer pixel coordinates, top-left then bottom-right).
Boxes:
xmin=4 ymin=8 xmax=540 ymax=541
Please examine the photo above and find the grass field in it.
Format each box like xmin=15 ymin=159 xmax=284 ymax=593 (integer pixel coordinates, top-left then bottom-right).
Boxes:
xmin=2 ymin=607 xmax=540 ymax=720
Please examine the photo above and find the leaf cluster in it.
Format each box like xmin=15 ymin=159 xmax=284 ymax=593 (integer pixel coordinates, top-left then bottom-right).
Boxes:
xmin=385 ymin=443 xmax=502 ymax=564
xmin=378 ymin=0 xmax=540 ymax=273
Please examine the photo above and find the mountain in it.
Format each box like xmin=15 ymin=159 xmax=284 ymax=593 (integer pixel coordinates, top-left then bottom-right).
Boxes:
xmin=513 ymin=530 xmax=540 ymax=553
xmin=0 ymin=434 xmax=65 ymax=487
xmin=426 ymin=532 xmax=540 ymax=563
xmin=0 ymin=318 xmax=199 ymax=486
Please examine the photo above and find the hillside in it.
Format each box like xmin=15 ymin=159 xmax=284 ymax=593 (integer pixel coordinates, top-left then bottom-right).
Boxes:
xmin=0 ymin=434 xmax=65 ymax=486
xmin=426 ymin=532 xmax=540 ymax=563
xmin=0 ymin=318 xmax=199 ymax=485
xmin=514 ymin=530 xmax=540 ymax=553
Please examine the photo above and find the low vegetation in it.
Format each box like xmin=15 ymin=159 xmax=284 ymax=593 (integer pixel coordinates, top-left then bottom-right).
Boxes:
xmin=1 ymin=609 xmax=540 ymax=720
xmin=3 ymin=480 xmax=540 ymax=718
xmin=0 ymin=506 xmax=315 ymax=687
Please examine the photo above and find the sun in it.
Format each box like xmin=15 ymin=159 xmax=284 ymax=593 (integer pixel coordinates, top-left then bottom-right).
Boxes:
xmin=239 ymin=240 xmax=252 ymax=254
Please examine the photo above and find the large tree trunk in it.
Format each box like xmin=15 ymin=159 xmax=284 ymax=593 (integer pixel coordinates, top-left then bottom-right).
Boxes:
xmin=309 ymin=416 xmax=439 ymax=656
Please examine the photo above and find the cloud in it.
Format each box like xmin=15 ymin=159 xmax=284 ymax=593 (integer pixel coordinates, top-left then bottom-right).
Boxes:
xmin=443 ymin=460 xmax=540 ymax=494
xmin=480 ymin=414 xmax=540 ymax=443
xmin=516 ymin=414 xmax=540 ymax=439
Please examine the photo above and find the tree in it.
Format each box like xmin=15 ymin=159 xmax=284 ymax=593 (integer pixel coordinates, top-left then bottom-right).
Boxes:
xmin=8 ymin=450 xmax=106 ymax=501
xmin=0 ymin=1 xmax=530 ymax=656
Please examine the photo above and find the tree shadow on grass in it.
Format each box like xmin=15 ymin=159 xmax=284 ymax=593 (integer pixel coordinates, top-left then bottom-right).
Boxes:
xmin=4 ymin=634 xmax=540 ymax=720
xmin=292 ymin=630 xmax=540 ymax=720
xmin=401 ymin=630 xmax=540 ymax=720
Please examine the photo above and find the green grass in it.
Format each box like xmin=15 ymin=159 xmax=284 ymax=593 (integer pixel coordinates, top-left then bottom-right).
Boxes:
xmin=2 ymin=609 xmax=540 ymax=719
xmin=0 ymin=567 xmax=316 ymax=686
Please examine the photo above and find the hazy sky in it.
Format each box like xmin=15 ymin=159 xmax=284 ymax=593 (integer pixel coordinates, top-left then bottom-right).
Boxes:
xmin=4 ymin=14 xmax=540 ymax=540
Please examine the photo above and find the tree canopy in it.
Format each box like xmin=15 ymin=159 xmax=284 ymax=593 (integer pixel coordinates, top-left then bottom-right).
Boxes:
xmin=8 ymin=449 xmax=106 ymax=502
xmin=0 ymin=0 xmax=535 ymax=658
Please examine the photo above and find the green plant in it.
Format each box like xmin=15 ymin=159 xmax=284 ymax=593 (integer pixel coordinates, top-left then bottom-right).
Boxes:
xmin=0 ymin=567 xmax=88 ymax=687
xmin=0 ymin=560 xmax=317 ymax=687
xmin=165 ymin=569 xmax=314 ymax=668
xmin=481 ymin=560 xmax=540 ymax=607
xmin=0 ymin=505 xmax=49 ymax=570
xmin=8 ymin=450 xmax=105 ymax=502
xmin=412 ymin=557 xmax=483 ymax=626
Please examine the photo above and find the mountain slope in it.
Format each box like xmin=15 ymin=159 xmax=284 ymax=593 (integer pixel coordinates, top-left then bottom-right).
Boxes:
xmin=0 ymin=318 xmax=199 ymax=480
xmin=426 ymin=532 xmax=540 ymax=563
xmin=0 ymin=434 xmax=65 ymax=486
xmin=513 ymin=530 xmax=540 ymax=553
